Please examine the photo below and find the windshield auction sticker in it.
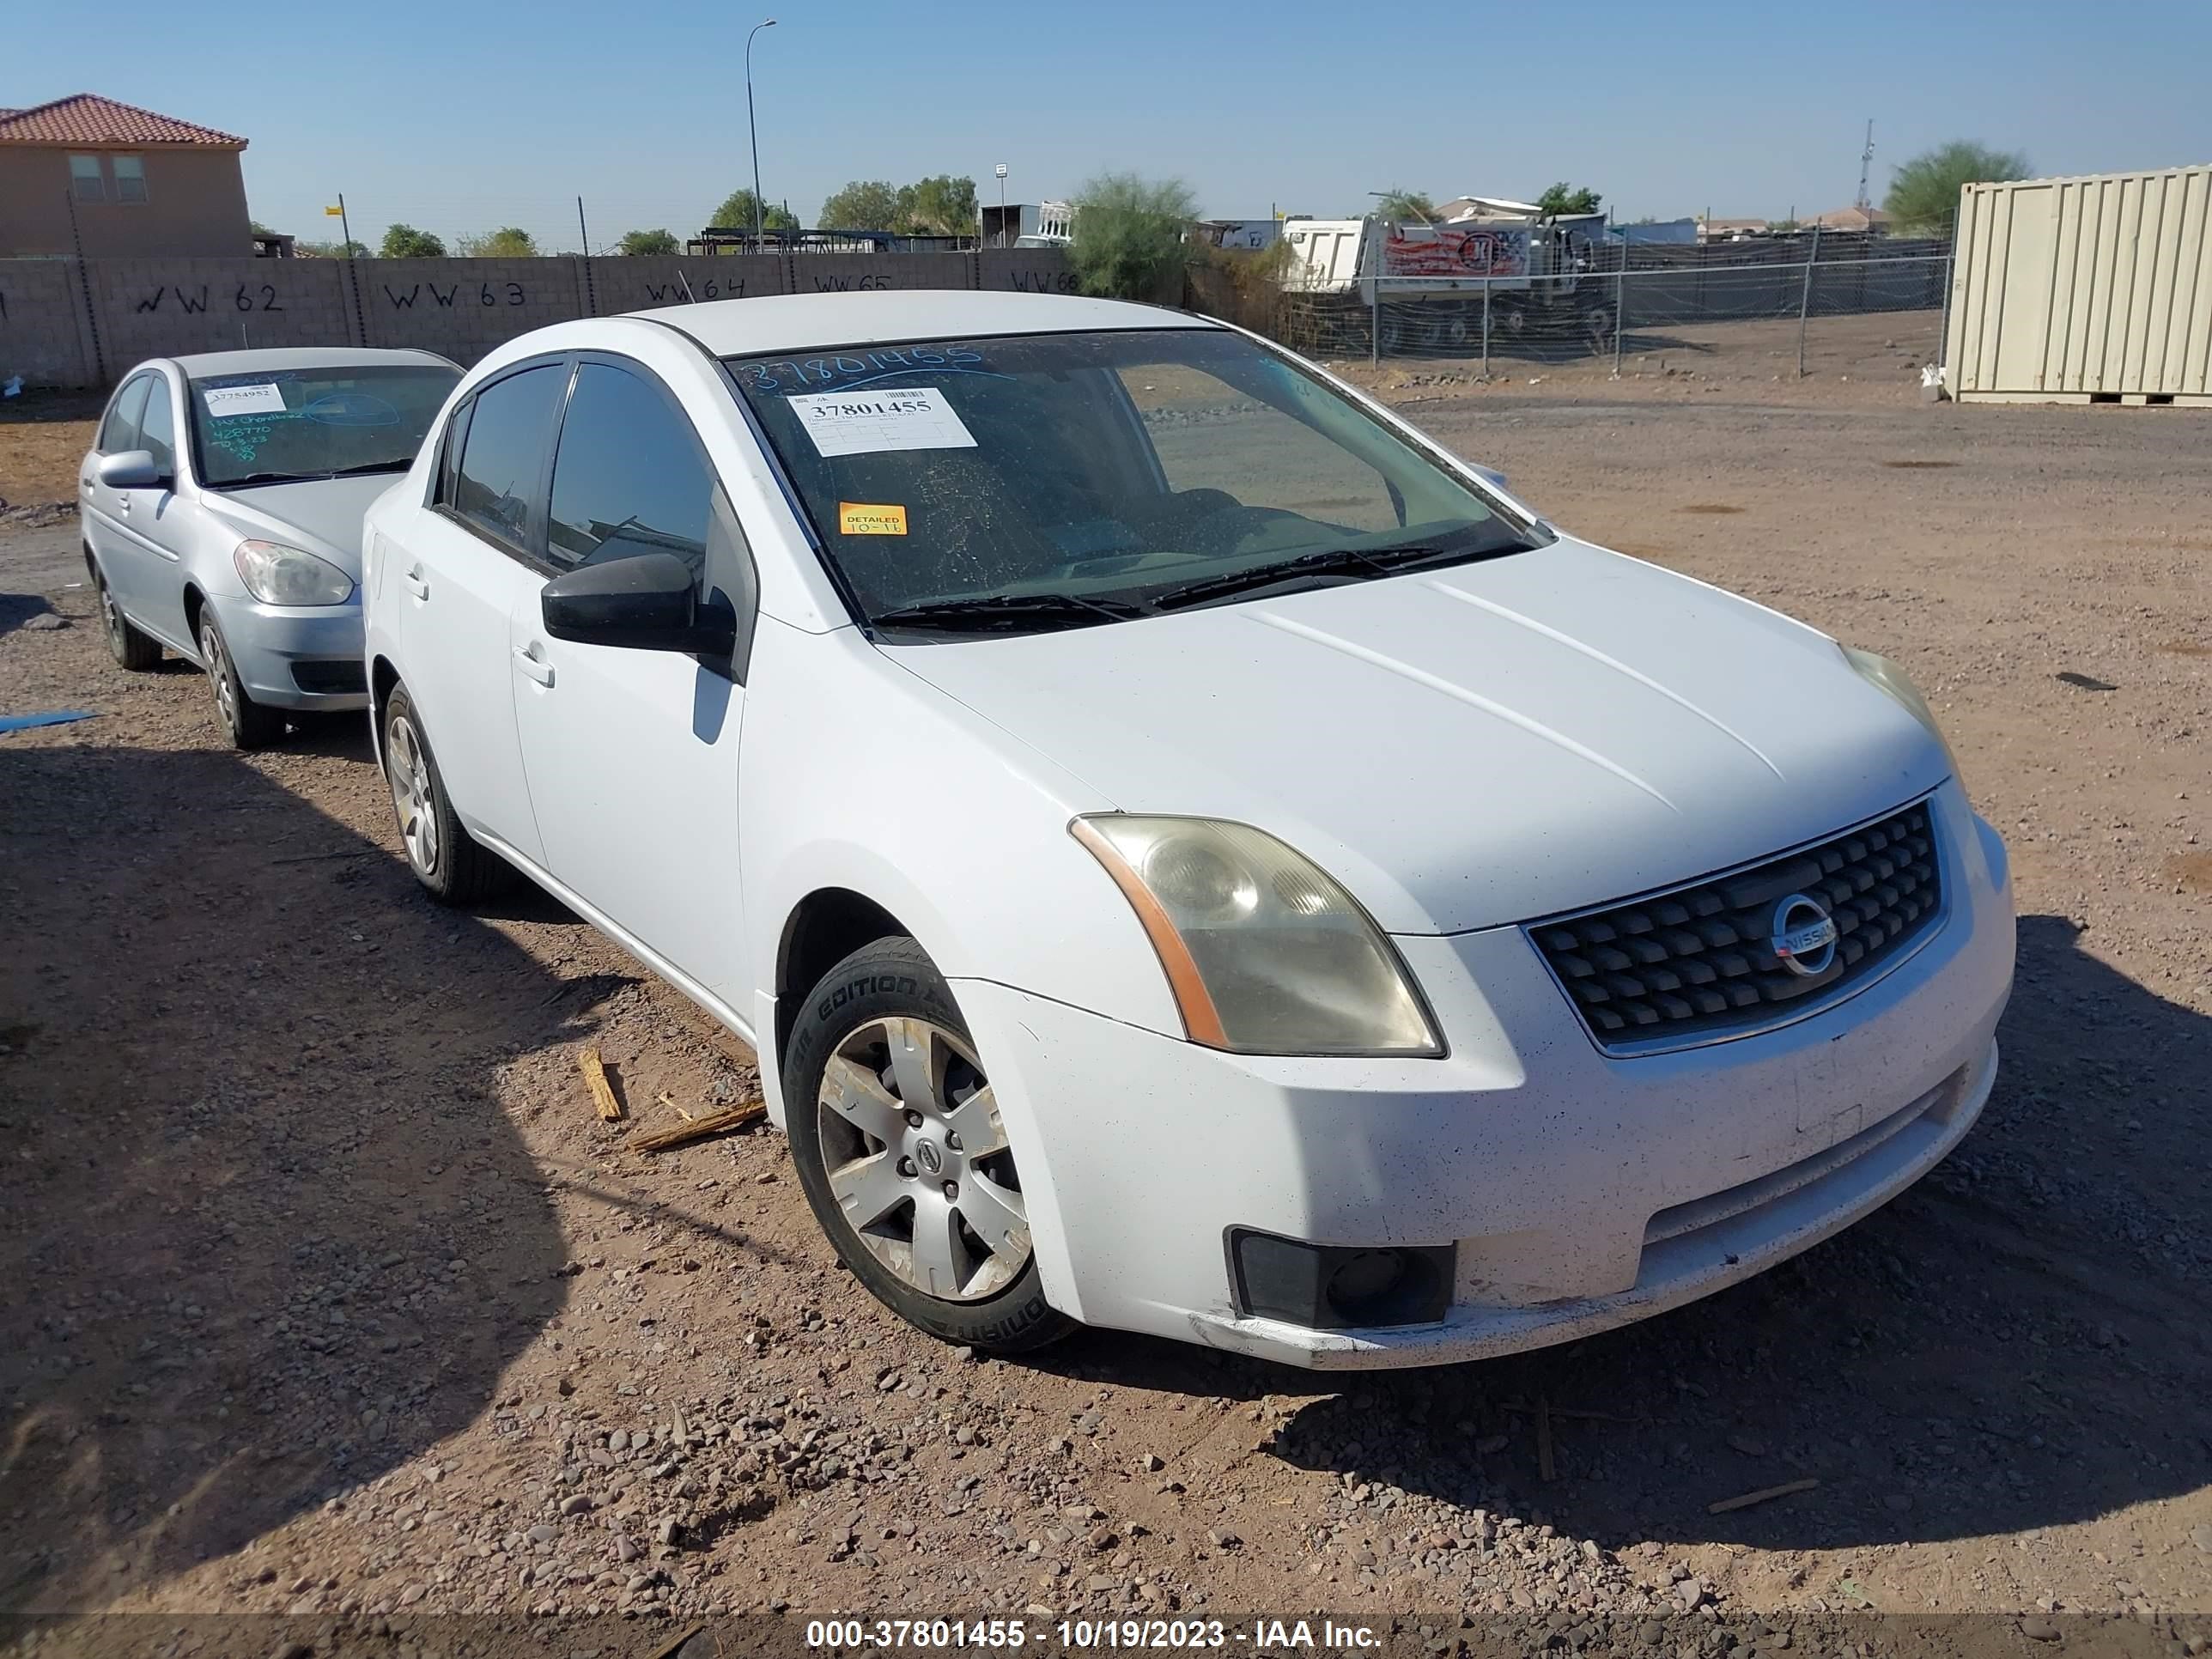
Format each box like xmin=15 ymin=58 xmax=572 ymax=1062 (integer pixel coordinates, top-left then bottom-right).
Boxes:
xmin=788 ymin=387 xmax=976 ymax=457
xmin=199 ymin=383 xmax=289 ymax=418
xmin=838 ymin=502 xmax=908 ymax=536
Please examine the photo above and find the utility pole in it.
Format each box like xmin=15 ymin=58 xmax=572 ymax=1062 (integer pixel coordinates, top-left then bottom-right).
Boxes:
xmin=995 ymin=163 xmax=1009 ymax=246
xmin=1856 ymin=119 xmax=1875 ymax=213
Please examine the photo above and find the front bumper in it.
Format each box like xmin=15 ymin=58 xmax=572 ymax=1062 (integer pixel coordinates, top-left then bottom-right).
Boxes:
xmin=951 ymin=783 xmax=2014 ymax=1370
xmin=211 ymin=595 xmax=368 ymax=712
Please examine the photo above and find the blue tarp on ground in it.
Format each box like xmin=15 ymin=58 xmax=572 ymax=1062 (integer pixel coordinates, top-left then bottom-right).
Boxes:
xmin=0 ymin=709 xmax=96 ymax=734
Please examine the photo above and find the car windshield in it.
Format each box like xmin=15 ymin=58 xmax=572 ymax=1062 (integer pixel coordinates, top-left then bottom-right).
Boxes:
xmin=188 ymin=363 xmax=460 ymax=488
xmin=726 ymin=328 xmax=1541 ymax=636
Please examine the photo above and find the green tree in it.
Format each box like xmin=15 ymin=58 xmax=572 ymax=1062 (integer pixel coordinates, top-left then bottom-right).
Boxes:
xmin=454 ymin=227 xmax=539 ymax=258
xmin=1885 ymin=141 xmax=2030 ymax=234
xmin=296 ymin=238 xmax=368 ymax=258
xmin=617 ymin=228 xmax=680 ymax=256
xmin=250 ymin=218 xmax=278 ymax=237
xmin=1373 ymin=188 xmax=1435 ymax=222
xmin=712 ymin=188 xmax=800 ymax=234
xmin=1068 ymin=173 xmax=1196 ymax=301
xmin=380 ymin=223 xmax=447 ymax=258
xmin=1536 ymin=183 xmax=1602 ymax=216
xmin=898 ymin=174 xmax=978 ymax=235
xmin=817 ymin=180 xmax=902 ymax=230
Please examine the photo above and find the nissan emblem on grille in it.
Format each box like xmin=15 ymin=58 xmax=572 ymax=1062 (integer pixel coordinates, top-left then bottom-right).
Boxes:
xmin=1528 ymin=800 xmax=1944 ymax=1050
xmin=1770 ymin=894 xmax=1839 ymax=977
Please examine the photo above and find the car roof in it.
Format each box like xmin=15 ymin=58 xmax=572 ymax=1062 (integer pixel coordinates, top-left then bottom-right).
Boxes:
xmin=623 ymin=289 xmax=1216 ymax=357
xmin=163 ymin=346 xmax=458 ymax=376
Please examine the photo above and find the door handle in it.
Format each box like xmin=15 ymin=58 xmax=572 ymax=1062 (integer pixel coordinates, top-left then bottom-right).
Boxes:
xmin=118 ymin=494 xmax=132 ymax=515
xmin=402 ymin=567 xmax=429 ymax=600
xmin=512 ymin=645 xmax=555 ymax=687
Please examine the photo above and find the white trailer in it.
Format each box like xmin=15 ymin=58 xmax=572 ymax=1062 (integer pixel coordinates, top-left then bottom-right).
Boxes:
xmin=1282 ymin=216 xmax=1615 ymax=355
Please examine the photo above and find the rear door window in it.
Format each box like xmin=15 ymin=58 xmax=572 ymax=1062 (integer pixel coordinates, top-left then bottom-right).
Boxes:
xmin=451 ymin=363 xmax=568 ymax=555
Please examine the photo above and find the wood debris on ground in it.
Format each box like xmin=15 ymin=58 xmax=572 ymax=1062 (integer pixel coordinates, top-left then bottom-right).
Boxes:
xmin=632 ymin=1101 xmax=767 ymax=1153
xmin=579 ymin=1048 xmax=624 ymax=1122
xmin=1706 ymin=1477 xmax=1820 ymax=1515
xmin=1502 ymin=1401 xmax=1644 ymax=1425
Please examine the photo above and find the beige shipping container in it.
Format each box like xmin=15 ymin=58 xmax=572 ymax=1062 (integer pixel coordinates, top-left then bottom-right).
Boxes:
xmin=1946 ymin=162 xmax=2212 ymax=404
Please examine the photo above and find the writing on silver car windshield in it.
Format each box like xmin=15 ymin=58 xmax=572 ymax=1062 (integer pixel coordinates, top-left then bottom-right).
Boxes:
xmin=728 ymin=328 xmax=1540 ymax=636
xmin=189 ymin=364 xmax=460 ymax=488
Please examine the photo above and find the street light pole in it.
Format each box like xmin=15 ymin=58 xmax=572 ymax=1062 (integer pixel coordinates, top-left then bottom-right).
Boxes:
xmin=994 ymin=163 xmax=1008 ymax=246
xmin=745 ymin=19 xmax=778 ymax=246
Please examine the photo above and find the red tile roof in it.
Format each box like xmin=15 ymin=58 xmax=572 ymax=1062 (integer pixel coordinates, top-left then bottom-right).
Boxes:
xmin=0 ymin=94 xmax=246 ymax=149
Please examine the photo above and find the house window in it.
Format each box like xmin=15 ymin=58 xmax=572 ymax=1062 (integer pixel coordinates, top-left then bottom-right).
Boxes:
xmin=70 ymin=155 xmax=104 ymax=202
xmin=111 ymin=155 xmax=147 ymax=203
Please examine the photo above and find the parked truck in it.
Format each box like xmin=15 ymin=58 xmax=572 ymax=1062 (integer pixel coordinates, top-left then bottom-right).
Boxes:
xmin=1281 ymin=216 xmax=1616 ymax=356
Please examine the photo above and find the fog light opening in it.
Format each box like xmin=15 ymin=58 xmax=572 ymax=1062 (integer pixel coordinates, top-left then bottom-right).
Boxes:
xmin=1229 ymin=1231 xmax=1453 ymax=1332
xmin=1325 ymin=1249 xmax=1407 ymax=1317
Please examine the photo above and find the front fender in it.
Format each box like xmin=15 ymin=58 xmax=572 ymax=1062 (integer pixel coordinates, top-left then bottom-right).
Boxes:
xmin=738 ymin=618 xmax=1189 ymax=1123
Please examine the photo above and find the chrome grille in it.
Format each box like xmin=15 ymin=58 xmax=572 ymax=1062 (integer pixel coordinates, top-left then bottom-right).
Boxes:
xmin=1531 ymin=800 xmax=1944 ymax=1050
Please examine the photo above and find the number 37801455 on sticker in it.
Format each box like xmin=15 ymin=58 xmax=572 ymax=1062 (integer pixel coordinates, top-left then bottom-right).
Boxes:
xmin=788 ymin=386 xmax=975 ymax=457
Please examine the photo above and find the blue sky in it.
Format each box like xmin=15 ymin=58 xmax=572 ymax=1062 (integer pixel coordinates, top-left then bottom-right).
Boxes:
xmin=10 ymin=0 xmax=2209 ymax=250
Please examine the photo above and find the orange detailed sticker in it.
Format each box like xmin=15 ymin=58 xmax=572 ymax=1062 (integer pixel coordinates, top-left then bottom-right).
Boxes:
xmin=838 ymin=501 xmax=908 ymax=536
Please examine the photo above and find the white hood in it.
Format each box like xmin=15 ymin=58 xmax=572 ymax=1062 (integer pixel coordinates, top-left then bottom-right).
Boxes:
xmin=887 ymin=538 xmax=1948 ymax=934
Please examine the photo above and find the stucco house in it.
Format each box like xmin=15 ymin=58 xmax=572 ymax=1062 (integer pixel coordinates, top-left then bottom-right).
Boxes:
xmin=0 ymin=93 xmax=251 ymax=258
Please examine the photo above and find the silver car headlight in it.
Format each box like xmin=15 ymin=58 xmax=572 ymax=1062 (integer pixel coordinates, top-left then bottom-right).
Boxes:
xmin=1072 ymin=815 xmax=1442 ymax=1057
xmin=234 ymin=539 xmax=355 ymax=607
xmin=1841 ymin=644 xmax=1965 ymax=793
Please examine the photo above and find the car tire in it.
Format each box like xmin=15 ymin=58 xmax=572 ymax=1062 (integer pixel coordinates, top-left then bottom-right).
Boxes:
xmin=784 ymin=937 xmax=1072 ymax=1355
xmin=198 ymin=611 xmax=286 ymax=750
xmin=381 ymin=684 xmax=512 ymax=906
xmin=94 ymin=566 xmax=162 ymax=671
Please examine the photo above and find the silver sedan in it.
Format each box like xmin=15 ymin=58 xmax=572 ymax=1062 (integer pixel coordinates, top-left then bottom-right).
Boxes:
xmin=78 ymin=347 xmax=459 ymax=747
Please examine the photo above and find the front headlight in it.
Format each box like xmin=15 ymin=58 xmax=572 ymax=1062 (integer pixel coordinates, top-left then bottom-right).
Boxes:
xmin=1071 ymin=815 xmax=1442 ymax=1056
xmin=1841 ymin=644 xmax=1965 ymax=793
xmin=234 ymin=539 xmax=355 ymax=607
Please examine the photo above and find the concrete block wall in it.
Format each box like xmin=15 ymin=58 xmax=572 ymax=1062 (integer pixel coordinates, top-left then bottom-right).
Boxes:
xmin=586 ymin=255 xmax=789 ymax=314
xmin=359 ymin=258 xmax=588 ymax=363
xmin=980 ymin=249 xmax=1082 ymax=296
xmin=787 ymin=251 xmax=980 ymax=295
xmin=0 ymin=259 xmax=96 ymax=387
xmin=88 ymin=258 xmax=356 ymax=368
xmin=2 ymin=248 xmax=1074 ymax=386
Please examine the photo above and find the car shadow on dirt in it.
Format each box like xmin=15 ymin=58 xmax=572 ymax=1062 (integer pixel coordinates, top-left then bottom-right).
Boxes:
xmin=0 ymin=744 xmax=575 ymax=1613
xmin=1076 ymin=914 xmax=2212 ymax=1551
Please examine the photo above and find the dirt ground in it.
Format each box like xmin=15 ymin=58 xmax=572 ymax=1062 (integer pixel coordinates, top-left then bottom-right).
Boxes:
xmin=2 ymin=315 xmax=2209 ymax=1653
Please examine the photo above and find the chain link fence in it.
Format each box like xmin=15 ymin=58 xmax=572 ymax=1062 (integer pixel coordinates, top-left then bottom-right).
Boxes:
xmin=1198 ymin=237 xmax=1954 ymax=379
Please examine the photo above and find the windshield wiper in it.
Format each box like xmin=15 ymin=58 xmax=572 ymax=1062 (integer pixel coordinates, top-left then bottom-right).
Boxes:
xmin=1150 ymin=536 xmax=1514 ymax=611
xmin=214 ymin=459 xmax=410 ymax=489
xmin=872 ymin=592 xmax=1147 ymax=634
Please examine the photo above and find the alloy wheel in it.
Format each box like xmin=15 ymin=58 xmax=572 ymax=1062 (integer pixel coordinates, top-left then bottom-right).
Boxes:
xmin=100 ymin=580 xmax=125 ymax=653
xmin=386 ymin=713 xmax=440 ymax=877
xmin=200 ymin=621 xmax=237 ymax=731
xmin=815 ymin=1016 xmax=1030 ymax=1303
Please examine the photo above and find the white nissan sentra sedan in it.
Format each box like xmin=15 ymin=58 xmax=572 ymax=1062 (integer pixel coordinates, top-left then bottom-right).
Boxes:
xmin=363 ymin=291 xmax=2013 ymax=1367
xmin=81 ymin=347 xmax=459 ymax=746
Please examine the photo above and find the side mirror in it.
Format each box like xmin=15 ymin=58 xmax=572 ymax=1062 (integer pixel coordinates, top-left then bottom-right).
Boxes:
xmin=97 ymin=450 xmax=164 ymax=490
xmin=541 ymin=552 xmax=736 ymax=658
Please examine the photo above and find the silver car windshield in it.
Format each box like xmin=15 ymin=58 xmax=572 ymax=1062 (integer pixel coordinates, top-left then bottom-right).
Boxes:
xmin=726 ymin=328 xmax=1540 ymax=635
xmin=188 ymin=364 xmax=460 ymax=489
